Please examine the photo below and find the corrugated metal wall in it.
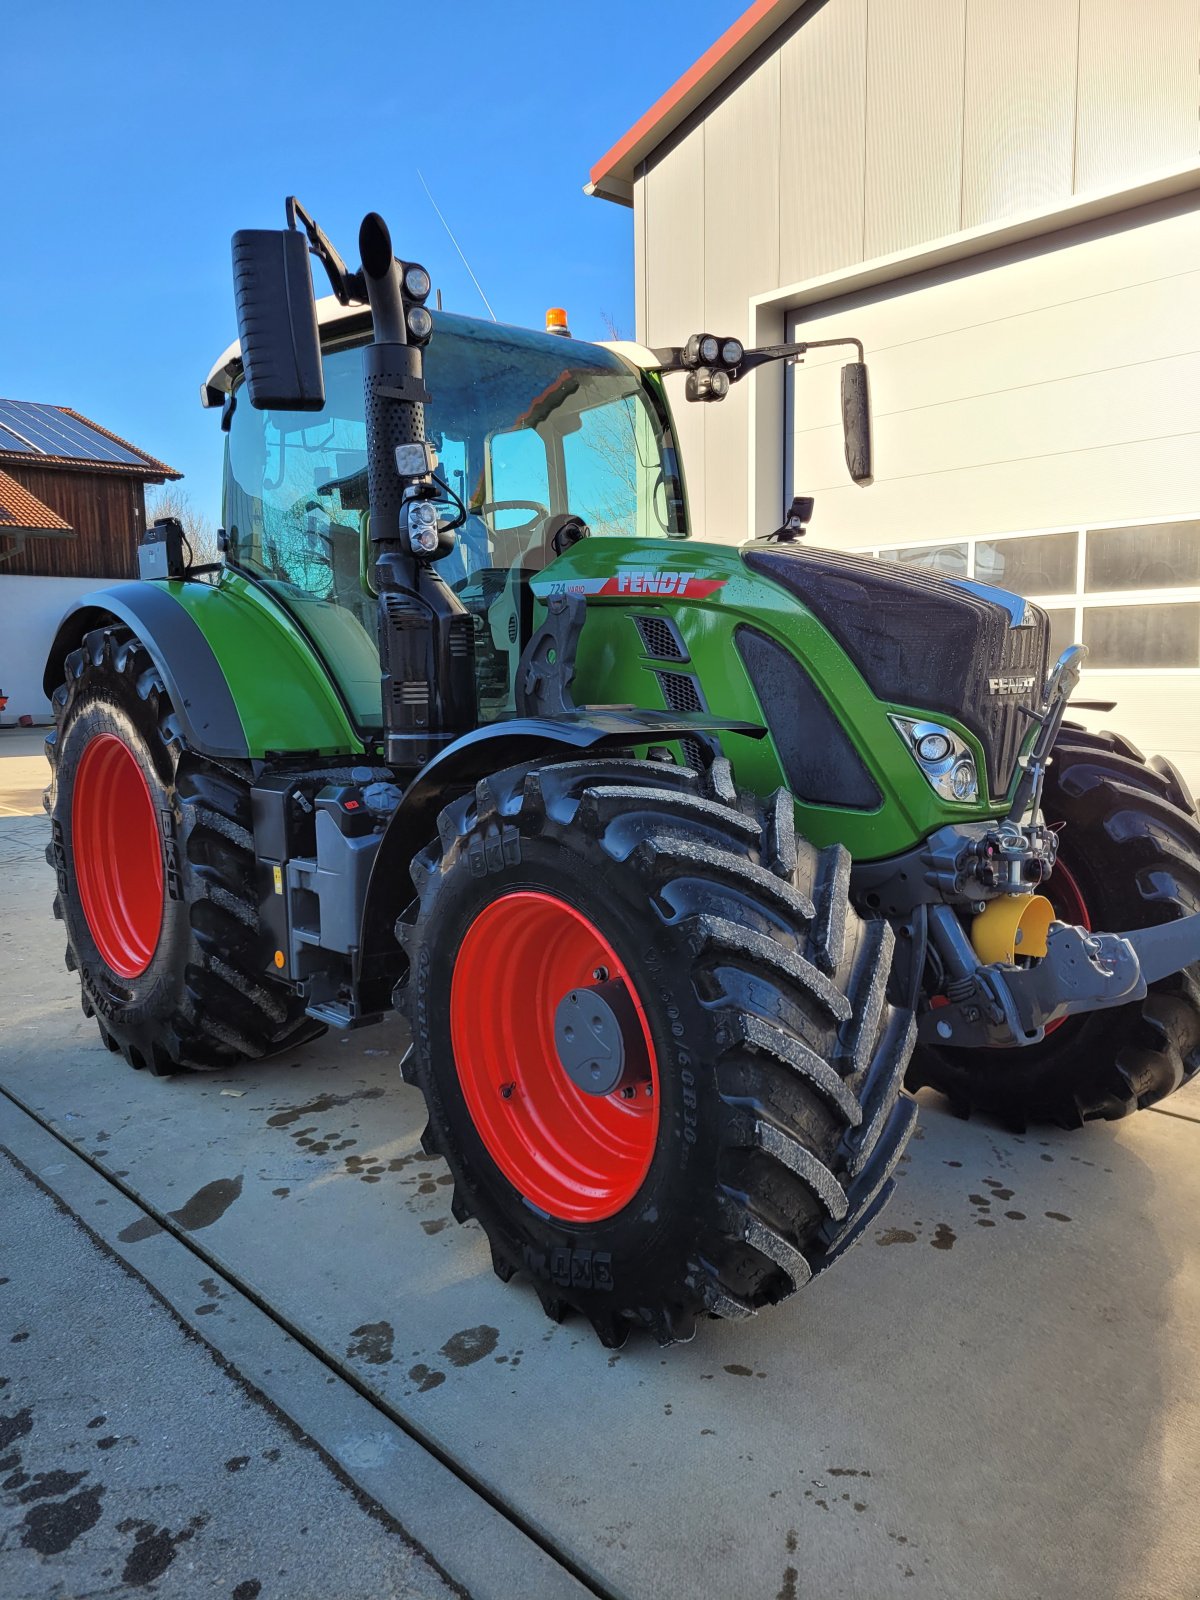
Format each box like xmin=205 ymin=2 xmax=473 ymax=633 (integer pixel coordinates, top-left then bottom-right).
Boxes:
xmin=635 ymin=0 xmax=1200 ymax=537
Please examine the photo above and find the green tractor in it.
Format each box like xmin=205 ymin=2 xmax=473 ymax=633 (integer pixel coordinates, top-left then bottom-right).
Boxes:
xmin=44 ymin=201 xmax=1200 ymax=1346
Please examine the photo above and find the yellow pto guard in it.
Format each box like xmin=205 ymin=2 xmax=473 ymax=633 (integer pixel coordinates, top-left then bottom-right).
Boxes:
xmin=971 ymin=894 xmax=1055 ymax=965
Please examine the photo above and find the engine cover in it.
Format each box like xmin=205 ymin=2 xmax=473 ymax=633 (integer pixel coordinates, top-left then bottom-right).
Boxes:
xmin=742 ymin=543 xmax=1051 ymax=798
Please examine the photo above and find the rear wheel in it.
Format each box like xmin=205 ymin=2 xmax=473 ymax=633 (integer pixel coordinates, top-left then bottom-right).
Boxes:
xmin=397 ymin=755 xmax=917 ymax=1346
xmin=910 ymin=725 xmax=1200 ymax=1126
xmin=46 ymin=623 xmax=320 ymax=1072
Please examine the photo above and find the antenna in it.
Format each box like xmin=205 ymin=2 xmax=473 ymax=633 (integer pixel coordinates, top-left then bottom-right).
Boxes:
xmin=416 ymin=168 xmax=497 ymax=322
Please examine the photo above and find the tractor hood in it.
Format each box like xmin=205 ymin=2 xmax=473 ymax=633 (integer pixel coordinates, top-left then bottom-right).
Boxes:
xmin=740 ymin=542 xmax=1051 ymax=799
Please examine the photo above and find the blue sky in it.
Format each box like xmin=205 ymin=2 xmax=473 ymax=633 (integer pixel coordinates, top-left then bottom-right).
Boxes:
xmin=4 ymin=0 xmax=735 ymax=519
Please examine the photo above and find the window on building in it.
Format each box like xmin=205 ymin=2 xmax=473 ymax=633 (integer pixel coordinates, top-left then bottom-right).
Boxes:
xmin=974 ymin=532 xmax=1076 ymax=596
xmin=1082 ymin=603 xmax=1200 ymax=669
xmin=860 ymin=517 xmax=1200 ymax=673
xmin=879 ymin=542 xmax=968 ymax=577
xmin=1085 ymin=522 xmax=1200 ymax=592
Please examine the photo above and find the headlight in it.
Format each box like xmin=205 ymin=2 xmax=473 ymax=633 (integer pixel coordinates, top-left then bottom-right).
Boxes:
xmin=890 ymin=716 xmax=979 ymax=803
xmin=721 ymin=338 xmax=744 ymax=367
xmin=699 ymin=334 xmax=720 ymax=365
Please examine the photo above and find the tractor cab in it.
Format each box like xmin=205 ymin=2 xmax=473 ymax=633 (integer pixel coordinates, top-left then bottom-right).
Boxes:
xmin=209 ymin=304 xmax=687 ymax=730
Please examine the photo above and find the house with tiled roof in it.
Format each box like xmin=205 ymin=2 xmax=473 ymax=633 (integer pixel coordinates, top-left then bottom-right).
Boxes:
xmin=0 ymin=400 xmax=180 ymax=723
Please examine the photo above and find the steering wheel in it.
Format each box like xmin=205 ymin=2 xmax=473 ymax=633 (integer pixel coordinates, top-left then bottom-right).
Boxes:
xmin=477 ymin=499 xmax=549 ymax=527
xmin=478 ymin=499 xmax=550 ymax=569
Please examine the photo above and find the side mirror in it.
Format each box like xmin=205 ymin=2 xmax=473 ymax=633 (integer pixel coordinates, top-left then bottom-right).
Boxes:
xmin=231 ymin=229 xmax=325 ymax=411
xmin=840 ymin=361 xmax=873 ymax=485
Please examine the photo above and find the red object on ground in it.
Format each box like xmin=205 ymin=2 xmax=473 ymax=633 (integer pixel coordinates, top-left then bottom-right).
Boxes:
xmin=450 ymin=891 xmax=660 ymax=1222
xmin=71 ymin=733 xmax=164 ymax=978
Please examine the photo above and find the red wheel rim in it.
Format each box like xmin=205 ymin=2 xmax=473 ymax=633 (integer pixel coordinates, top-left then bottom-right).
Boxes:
xmin=1042 ymin=854 xmax=1091 ymax=1037
xmin=449 ymin=891 xmax=660 ymax=1222
xmin=72 ymin=733 xmax=164 ymax=979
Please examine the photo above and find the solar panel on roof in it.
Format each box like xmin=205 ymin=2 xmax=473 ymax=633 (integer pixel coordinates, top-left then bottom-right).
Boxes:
xmin=0 ymin=399 xmax=147 ymax=466
xmin=0 ymin=422 xmax=36 ymax=453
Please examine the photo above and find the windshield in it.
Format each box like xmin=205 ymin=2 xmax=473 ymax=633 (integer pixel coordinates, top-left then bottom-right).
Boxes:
xmin=223 ymin=312 xmax=685 ymax=584
xmin=222 ymin=313 xmax=686 ymax=727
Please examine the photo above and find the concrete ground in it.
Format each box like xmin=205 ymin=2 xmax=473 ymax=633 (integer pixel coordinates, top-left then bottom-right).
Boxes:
xmin=3 ymin=738 xmax=1200 ymax=1598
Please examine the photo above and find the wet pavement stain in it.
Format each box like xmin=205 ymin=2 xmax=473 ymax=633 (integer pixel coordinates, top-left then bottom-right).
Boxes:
xmin=116 ymin=1216 xmax=164 ymax=1244
xmin=876 ymin=1227 xmax=917 ymax=1245
xmin=117 ymin=1514 xmax=207 ymax=1586
xmin=0 ymin=1406 xmax=33 ymax=1450
xmin=225 ymin=1456 xmax=250 ymax=1473
xmin=169 ymin=1176 xmax=243 ymax=1231
xmin=266 ymin=1088 xmax=384 ymax=1128
xmin=9 ymin=1467 xmax=87 ymax=1503
xmin=232 ymin=1582 xmax=263 ymax=1600
xmin=440 ymin=1325 xmax=499 ymax=1367
xmin=347 ymin=1321 xmax=394 ymax=1365
xmin=420 ymin=1218 xmax=449 ymax=1235
xmin=408 ymin=1363 xmax=446 ymax=1393
xmin=828 ymin=1467 xmax=871 ymax=1477
xmin=724 ymin=1363 xmax=753 ymax=1377
xmin=20 ymin=1483 xmax=105 ymax=1555
xmin=1046 ymin=1210 xmax=1072 ymax=1222
xmin=930 ymin=1223 xmax=956 ymax=1250
xmin=1005 ymin=1210 xmax=1027 ymax=1221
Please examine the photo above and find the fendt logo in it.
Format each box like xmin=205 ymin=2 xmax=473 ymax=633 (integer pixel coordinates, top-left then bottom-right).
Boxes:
xmin=988 ymin=673 xmax=1039 ymax=696
xmin=535 ymin=571 xmax=727 ymax=601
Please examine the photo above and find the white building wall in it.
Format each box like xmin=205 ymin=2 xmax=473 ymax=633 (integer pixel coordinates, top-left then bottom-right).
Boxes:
xmin=633 ymin=0 xmax=1200 ymax=538
xmin=0 ymin=575 xmax=103 ymax=724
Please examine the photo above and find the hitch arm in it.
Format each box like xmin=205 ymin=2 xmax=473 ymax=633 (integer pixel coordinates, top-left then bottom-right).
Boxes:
xmin=919 ymin=909 xmax=1200 ymax=1049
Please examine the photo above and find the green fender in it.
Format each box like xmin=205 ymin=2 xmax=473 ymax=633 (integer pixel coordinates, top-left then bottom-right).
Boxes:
xmin=43 ymin=572 xmax=366 ymax=760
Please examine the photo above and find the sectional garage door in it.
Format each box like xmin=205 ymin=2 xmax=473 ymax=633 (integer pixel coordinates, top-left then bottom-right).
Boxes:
xmin=785 ymin=195 xmax=1200 ymax=785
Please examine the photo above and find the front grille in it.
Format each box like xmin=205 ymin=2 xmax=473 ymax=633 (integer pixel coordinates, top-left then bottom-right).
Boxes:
xmin=979 ymin=617 xmax=1048 ymax=797
xmin=656 ymin=670 xmax=704 ymax=712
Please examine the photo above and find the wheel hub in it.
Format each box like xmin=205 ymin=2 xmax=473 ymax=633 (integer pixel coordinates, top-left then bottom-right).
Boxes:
xmin=553 ymin=979 xmax=651 ymax=1098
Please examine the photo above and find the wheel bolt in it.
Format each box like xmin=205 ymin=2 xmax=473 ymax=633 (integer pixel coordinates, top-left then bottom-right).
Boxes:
xmin=593 ymin=966 xmax=609 ymax=982
xmin=499 ymin=1081 xmax=516 ymax=1099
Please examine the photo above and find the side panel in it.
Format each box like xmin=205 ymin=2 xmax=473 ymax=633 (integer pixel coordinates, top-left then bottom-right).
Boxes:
xmin=43 ymin=575 xmax=365 ymax=761
xmin=536 ymin=537 xmax=1011 ymax=862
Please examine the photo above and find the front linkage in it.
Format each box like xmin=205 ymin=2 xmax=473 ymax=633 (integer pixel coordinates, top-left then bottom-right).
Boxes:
xmin=857 ymin=644 xmax=1200 ymax=1053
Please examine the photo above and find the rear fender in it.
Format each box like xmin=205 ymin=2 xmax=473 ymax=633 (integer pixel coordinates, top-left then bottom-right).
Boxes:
xmin=43 ymin=577 xmax=366 ymax=761
xmin=42 ymin=582 xmax=249 ymax=758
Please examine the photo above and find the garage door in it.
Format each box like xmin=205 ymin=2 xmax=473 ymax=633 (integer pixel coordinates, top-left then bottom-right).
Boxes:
xmin=785 ymin=195 xmax=1200 ymax=786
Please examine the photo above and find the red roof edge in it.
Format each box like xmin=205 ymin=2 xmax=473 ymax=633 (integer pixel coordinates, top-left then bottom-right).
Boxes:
xmin=588 ymin=0 xmax=798 ymax=199
xmin=57 ymin=407 xmax=183 ymax=480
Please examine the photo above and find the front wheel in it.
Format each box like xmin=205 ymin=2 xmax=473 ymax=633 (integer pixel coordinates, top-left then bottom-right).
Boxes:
xmin=910 ymin=725 xmax=1200 ymax=1126
xmin=397 ymin=755 xmax=917 ymax=1346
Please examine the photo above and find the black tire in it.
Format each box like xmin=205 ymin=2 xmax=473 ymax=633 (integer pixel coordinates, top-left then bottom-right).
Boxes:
xmin=46 ymin=623 xmax=321 ymax=1072
xmin=910 ymin=724 xmax=1200 ymax=1126
xmin=397 ymin=754 xmax=917 ymax=1346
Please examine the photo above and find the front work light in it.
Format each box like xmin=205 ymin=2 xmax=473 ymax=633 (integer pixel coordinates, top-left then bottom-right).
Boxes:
xmin=890 ymin=716 xmax=979 ymax=804
xmin=721 ymin=338 xmax=744 ymax=367
xmin=407 ymin=305 xmax=434 ymax=343
xmin=403 ymin=264 xmax=432 ymax=301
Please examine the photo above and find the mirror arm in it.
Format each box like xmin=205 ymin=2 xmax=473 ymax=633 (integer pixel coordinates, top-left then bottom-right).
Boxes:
xmin=651 ymin=334 xmax=864 ymax=381
xmin=285 ymin=195 xmax=366 ymax=306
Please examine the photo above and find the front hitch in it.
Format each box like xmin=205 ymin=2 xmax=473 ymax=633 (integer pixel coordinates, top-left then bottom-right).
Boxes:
xmin=919 ymin=909 xmax=1200 ymax=1049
